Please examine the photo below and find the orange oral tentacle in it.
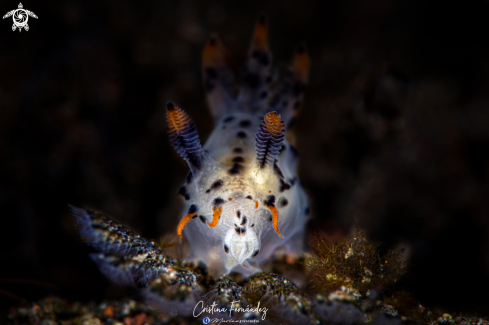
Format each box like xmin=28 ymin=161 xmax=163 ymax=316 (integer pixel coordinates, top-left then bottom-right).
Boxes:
xmin=177 ymin=212 xmax=196 ymax=242
xmin=267 ymin=205 xmax=284 ymax=238
xmin=208 ymin=206 xmax=222 ymax=228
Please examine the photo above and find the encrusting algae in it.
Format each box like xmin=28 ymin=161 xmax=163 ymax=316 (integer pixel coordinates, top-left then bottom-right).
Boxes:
xmin=306 ymin=228 xmax=407 ymax=295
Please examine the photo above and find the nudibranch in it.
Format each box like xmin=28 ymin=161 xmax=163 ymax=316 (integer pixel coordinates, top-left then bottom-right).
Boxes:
xmin=169 ymin=16 xmax=311 ymax=275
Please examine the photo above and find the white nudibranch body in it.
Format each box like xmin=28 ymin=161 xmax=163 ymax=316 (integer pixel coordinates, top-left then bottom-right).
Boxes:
xmin=168 ymin=17 xmax=311 ymax=275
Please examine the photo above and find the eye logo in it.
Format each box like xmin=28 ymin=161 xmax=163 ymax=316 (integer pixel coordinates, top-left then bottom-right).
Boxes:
xmin=203 ymin=317 xmax=210 ymax=324
xmin=3 ymin=3 xmax=38 ymax=32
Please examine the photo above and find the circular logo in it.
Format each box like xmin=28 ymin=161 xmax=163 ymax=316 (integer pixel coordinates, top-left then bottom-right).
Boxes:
xmin=14 ymin=10 xmax=27 ymax=25
xmin=203 ymin=317 xmax=210 ymax=324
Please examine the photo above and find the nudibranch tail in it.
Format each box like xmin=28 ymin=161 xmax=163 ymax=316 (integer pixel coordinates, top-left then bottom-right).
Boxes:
xmin=203 ymin=35 xmax=238 ymax=120
xmin=269 ymin=44 xmax=310 ymax=126
xmin=264 ymin=195 xmax=284 ymax=238
xmin=166 ymin=101 xmax=203 ymax=170
xmin=177 ymin=204 xmax=198 ymax=242
xmin=255 ymin=111 xmax=285 ymax=168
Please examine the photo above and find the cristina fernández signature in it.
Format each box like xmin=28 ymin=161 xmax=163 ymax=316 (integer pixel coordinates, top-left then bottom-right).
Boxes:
xmin=193 ymin=300 xmax=268 ymax=321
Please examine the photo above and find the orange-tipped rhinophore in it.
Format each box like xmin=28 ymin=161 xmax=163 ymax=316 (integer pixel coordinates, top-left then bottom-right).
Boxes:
xmin=166 ymin=101 xmax=203 ymax=170
xmin=255 ymin=111 xmax=285 ymax=168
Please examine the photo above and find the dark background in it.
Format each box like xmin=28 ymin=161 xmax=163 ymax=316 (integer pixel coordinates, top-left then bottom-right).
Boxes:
xmin=1 ymin=0 xmax=489 ymax=316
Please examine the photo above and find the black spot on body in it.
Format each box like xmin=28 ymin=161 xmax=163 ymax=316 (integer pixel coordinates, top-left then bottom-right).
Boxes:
xmin=224 ymin=245 xmax=229 ymax=253
xmin=305 ymin=207 xmax=310 ymax=215
xmin=293 ymin=82 xmax=306 ymax=96
xmin=235 ymin=227 xmax=246 ymax=235
xmin=177 ymin=186 xmax=190 ymax=200
xmin=251 ymin=249 xmax=259 ymax=257
xmin=239 ymin=120 xmax=252 ymax=128
xmin=246 ymin=195 xmax=253 ymax=200
xmin=260 ymin=55 xmax=270 ymax=66
xmin=205 ymin=68 xmax=217 ymax=80
xmin=251 ymin=50 xmax=261 ymax=59
xmin=279 ymin=179 xmax=291 ymax=192
xmin=233 ymin=147 xmax=243 ymax=153
xmin=289 ymin=177 xmax=296 ymax=186
xmin=228 ymin=163 xmax=243 ymax=175
xmin=259 ymin=91 xmax=268 ymax=99
xmin=204 ymin=68 xmax=217 ymax=92
xmin=240 ymin=216 xmax=247 ymax=226
xmin=188 ymin=204 xmax=198 ymax=214
xmin=264 ymin=195 xmax=276 ymax=207
xmin=224 ymin=116 xmax=235 ymax=123
xmin=206 ymin=179 xmax=224 ymax=193
xmin=236 ymin=131 xmax=247 ymax=138
xmin=294 ymin=101 xmax=301 ymax=109
xmin=282 ymin=100 xmax=288 ymax=107
xmin=279 ymin=197 xmax=289 ymax=208
xmin=233 ymin=156 xmax=245 ymax=163
xmin=199 ymin=215 xmax=207 ymax=223
xmin=244 ymin=73 xmax=259 ymax=89
xmin=213 ymin=197 xmax=225 ymax=206
xmin=265 ymin=76 xmax=273 ymax=84
xmin=273 ymin=161 xmax=284 ymax=179
xmin=237 ymin=210 xmax=241 ymax=218
xmin=250 ymin=48 xmax=269 ymax=65
xmin=251 ymin=223 xmax=255 ymax=227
